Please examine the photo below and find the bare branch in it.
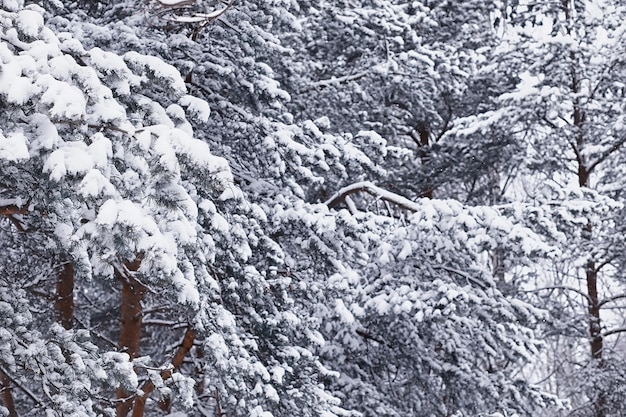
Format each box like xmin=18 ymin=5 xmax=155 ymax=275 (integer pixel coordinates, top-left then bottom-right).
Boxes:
xmin=569 ymin=141 xmax=585 ymax=172
xmin=599 ymin=293 xmax=626 ymax=308
xmin=602 ymin=327 xmax=626 ymax=338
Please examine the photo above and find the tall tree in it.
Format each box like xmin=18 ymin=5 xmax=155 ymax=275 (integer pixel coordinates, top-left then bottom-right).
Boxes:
xmin=0 ymin=2 xmax=343 ymax=416
xmin=446 ymin=1 xmax=626 ymax=415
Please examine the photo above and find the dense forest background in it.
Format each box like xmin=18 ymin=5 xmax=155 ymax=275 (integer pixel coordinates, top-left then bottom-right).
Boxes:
xmin=1 ymin=0 xmax=626 ymax=416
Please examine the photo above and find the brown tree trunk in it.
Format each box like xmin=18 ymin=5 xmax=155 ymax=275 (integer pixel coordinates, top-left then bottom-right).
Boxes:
xmin=0 ymin=370 xmax=17 ymax=417
xmin=563 ymin=0 xmax=606 ymax=407
xmin=570 ymin=32 xmax=605 ymax=414
xmin=585 ymin=256 xmax=603 ymax=361
xmin=416 ymin=122 xmax=433 ymax=199
xmin=115 ymin=259 xmax=145 ymax=417
xmin=55 ymin=261 xmax=74 ymax=330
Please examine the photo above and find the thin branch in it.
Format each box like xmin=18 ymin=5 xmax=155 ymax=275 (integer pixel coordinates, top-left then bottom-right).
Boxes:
xmin=602 ymin=327 xmax=626 ymax=338
xmin=130 ymin=326 xmax=196 ymax=417
xmin=6 ymin=215 xmax=25 ymax=232
xmin=530 ymin=285 xmax=591 ymax=303
xmin=432 ymin=265 xmax=492 ymax=289
xmin=569 ymin=141 xmax=585 ymax=171
xmin=599 ymin=293 xmax=626 ymax=308
xmin=587 ymin=135 xmax=626 ymax=174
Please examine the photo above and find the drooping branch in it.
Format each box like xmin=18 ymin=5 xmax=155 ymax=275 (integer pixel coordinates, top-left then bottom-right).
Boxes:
xmin=325 ymin=181 xmax=420 ymax=212
xmin=0 ymin=366 xmax=43 ymax=409
xmin=587 ymin=135 xmax=626 ymax=175
xmin=599 ymin=293 xmax=626 ymax=308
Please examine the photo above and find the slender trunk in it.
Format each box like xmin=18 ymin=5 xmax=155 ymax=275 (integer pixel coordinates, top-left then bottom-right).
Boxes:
xmin=116 ymin=259 xmax=144 ymax=417
xmin=562 ymin=0 xmax=606 ymax=408
xmin=569 ymin=12 xmax=605 ymax=409
xmin=55 ymin=261 xmax=74 ymax=330
xmin=586 ymin=258 xmax=603 ymax=361
xmin=0 ymin=370 xmax=17 ymax=417
xmin=416 ymin=122 xmax=433 ymax=199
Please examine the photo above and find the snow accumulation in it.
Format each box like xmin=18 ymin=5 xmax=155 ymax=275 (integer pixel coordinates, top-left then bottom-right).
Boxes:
xmin=0 ymin=131 xmax=29 ymax=161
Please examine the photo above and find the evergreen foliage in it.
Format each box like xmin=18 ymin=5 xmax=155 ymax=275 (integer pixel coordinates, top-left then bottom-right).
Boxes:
xmin=3 ymin=0 xmax=626 ymax=417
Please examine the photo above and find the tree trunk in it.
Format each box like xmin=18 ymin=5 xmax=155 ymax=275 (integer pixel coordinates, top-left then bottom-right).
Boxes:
xmin=565 ymin=0 xmax=605 ymax=407
xmin=55 ymin=261 xmax=74 ymax=330
xmin=0 ymin=370 xmax=17 ymax=417
xmin=115 ymin=259 xmax=145 ymax=417
xmin=416 ymin=122 xmax=433 ymax=199
xmin=571 ymin=45 xmax=605 ymax=417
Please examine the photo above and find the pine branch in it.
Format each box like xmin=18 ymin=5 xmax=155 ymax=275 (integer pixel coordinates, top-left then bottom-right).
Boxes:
xmin=325 ymin=181 xmax=420 ymax=212
xmin=130 ymin=326 xmax=196 ymax=417
xmin=0 ymin=199 xmax=30 ymax=216
xmin=587 ymin=135 xmax=626 ymax=175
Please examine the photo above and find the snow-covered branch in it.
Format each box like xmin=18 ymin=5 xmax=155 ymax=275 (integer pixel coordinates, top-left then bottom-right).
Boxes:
xmin=126 ymin=326 xmax=196 ymax=416
xmin=529 ymin=286 xmax=591 ymax=303
xmin=325 ymin=181 xmax=420 ymax=212
xmin=0 ymin=198 xmax=29 ymax=216
xmin=155 ymin=0 xmax=235 ymax=24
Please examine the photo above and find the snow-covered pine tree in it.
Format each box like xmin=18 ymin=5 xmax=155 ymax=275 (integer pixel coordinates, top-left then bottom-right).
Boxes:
xmin=443 ymin=1 xmax=626 ymax=415
xmin=0 ymin=2 xmax=344 ymax=416
xmin=10 ymin=1 xmax=584 ymax=416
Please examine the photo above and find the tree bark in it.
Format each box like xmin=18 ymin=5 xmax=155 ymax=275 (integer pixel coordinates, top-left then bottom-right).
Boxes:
xmin=416 ymin=122 xmax=433 ymax=199
xmin=115 ymin=259 xmax=145 ymax=417
xmin=586 ymin=258 xmax=603 ymax=361
xmin=0 ymin=370 xmax=17 ymax=417
xmin=566 ymin=0 xmax=605 ymax=408
xmin=55 ymin=261 xmax=74 ymax=330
